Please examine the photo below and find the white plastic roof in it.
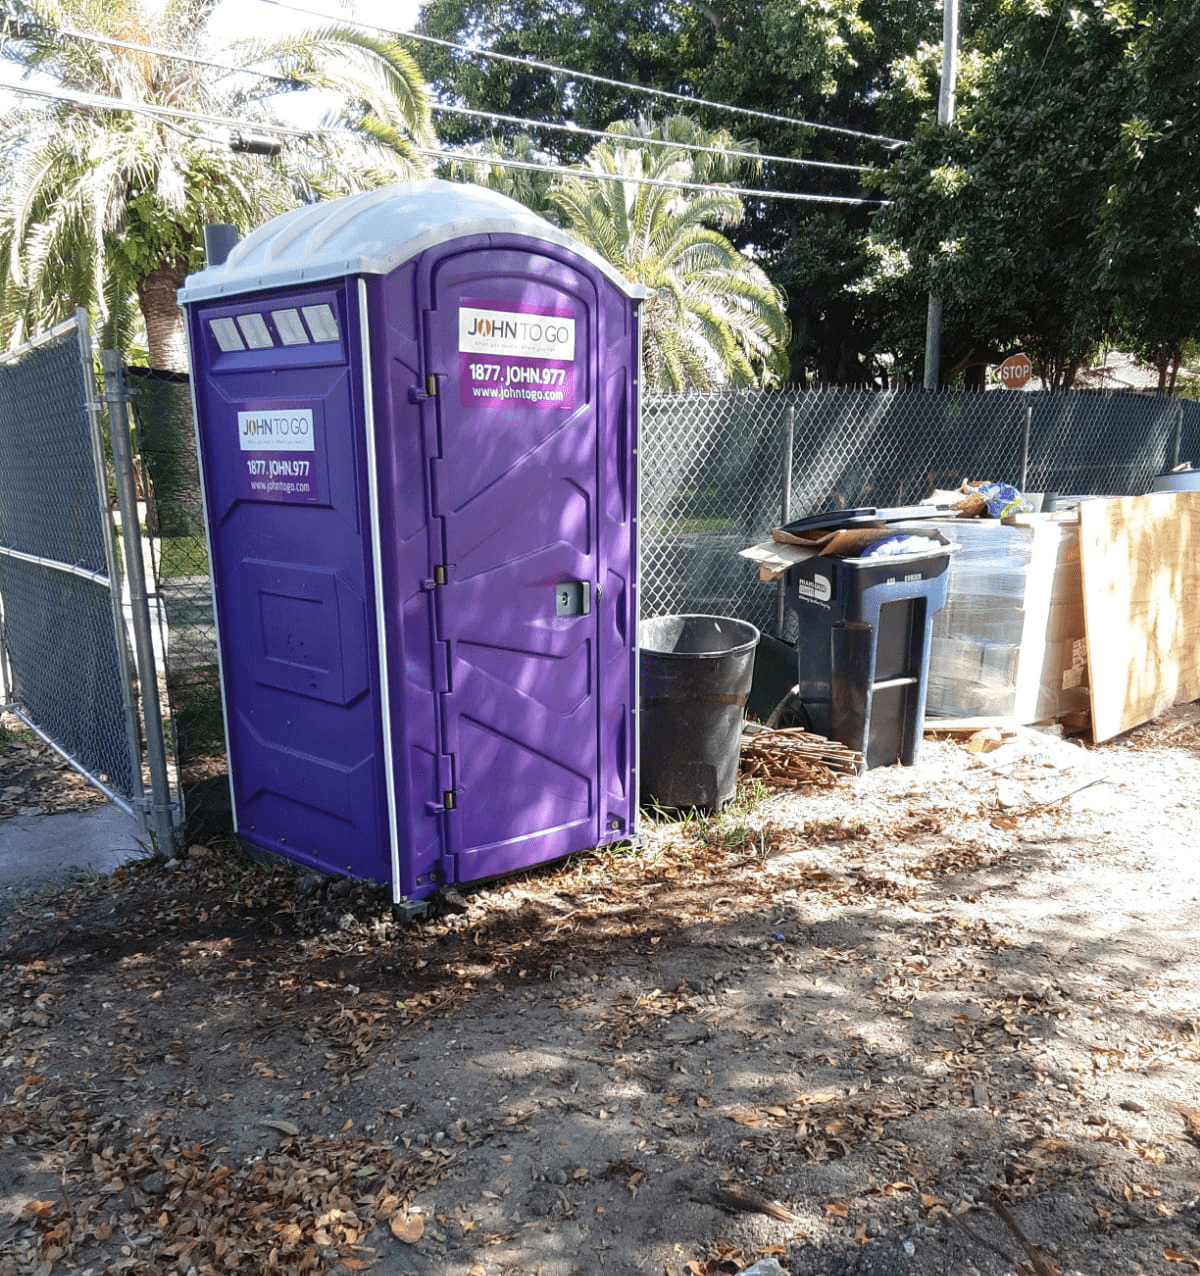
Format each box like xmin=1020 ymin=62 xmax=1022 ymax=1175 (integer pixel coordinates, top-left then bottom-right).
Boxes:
xmin=178 ymin=179 xmax=645 ymax=304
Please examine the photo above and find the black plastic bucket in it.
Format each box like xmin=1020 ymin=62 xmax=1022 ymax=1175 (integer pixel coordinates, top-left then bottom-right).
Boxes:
xmin=639 ymin=614 xmax=760 ymax=810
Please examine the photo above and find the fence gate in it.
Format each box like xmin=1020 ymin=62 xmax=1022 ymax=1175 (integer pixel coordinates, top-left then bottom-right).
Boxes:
xmin=0 ymin=312 xmax=178 ymax=847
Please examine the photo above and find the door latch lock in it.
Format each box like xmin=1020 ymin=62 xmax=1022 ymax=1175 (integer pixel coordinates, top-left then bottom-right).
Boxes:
xmin=555 ymin=581 xmax=591 ymax=616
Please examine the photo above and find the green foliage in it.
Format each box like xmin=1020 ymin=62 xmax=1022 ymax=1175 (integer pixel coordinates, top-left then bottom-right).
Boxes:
xmin=157 ymin=535 xmax=209 ymax=579
xmin=1093 ymin=0 xmax=1200 ymax=368
xmin=544 ymin=117 xmax=790 ymax=390
xmin=413 ymin=0 xmax=928 ymax=385
xmin=873 ymin=0 xmax=1200 ymax=388
xmin=404 ymin=0 xmax=1200 ymax=388
xmin=435 ymin=133 xmax=561 ymax=219
xmin=0 ymin=0 xmax=433 ymax=367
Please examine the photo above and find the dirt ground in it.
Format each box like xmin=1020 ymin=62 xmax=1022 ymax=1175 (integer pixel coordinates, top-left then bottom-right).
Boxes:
xmin=1 ymin=706 xmax=1199 ymax=1276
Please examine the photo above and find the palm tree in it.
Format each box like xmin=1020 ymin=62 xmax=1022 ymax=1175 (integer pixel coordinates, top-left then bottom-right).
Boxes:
xmin=0 ymin=0 xmax=433 ymax=369
xmin=546 ymin=116 xmax=790 ymax=390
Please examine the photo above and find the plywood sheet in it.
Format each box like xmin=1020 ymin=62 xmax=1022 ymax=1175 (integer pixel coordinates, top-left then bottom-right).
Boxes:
xmin=1078 ymin=492 xmax=1200 ymax=742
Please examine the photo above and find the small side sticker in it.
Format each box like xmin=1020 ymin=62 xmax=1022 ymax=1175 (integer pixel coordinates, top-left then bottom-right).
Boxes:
xmin=794 ymin=574 xmax=833 ymax=605
xmin=238 ymin=407 xmax=322 ymax=504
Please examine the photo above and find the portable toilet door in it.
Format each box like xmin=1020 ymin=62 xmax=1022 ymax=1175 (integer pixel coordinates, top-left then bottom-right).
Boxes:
xmin=179 ymin=180 xmax=644 ymax=907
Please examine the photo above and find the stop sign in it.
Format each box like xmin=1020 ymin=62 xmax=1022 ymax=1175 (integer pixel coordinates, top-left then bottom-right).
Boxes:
xmin=998 ymin=353 xmax=1032 ymax=389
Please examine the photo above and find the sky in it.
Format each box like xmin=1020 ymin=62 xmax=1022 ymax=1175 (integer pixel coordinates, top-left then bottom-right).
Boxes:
xmin=209 ymin=0 xmax=427 ymax=128
xmin=0 ymin=0 xmax=426 ymax=120
xmin=208 ymin=0 xmax=423 ymax=45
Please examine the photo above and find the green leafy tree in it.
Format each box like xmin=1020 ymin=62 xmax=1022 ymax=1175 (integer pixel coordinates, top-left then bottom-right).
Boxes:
xmin=413 ymin=0 xmax=917 ymax=385
xmin=872 ymin=0 xmax=1200 ymax=390
xmin=0 ymin=0 xmax=432 ymax=369
xmin=1093 ymin=0 xmax=1200 ymax=392
xmin=435 ymin=132 xmax=559 ymax=218
xmin=545 ymin=117 xmax=790 ymax=390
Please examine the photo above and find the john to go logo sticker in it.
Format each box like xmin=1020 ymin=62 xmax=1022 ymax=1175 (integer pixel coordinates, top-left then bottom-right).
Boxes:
xmin=238 ymin=409 xmax=315 ymax=452
xmin=459 ymin=304 xmax=575 ymax=361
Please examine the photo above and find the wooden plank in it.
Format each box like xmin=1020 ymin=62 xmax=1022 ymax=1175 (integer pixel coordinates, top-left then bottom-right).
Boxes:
xmin=1078 ymin=491 xmax=1200 ymax=742
xmin=923 ymin=715 xmax=1021 ymax=734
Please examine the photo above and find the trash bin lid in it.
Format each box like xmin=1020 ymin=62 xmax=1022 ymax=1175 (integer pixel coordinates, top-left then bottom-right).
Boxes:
xmin=780 ymin=505 xmax=955 ymax=535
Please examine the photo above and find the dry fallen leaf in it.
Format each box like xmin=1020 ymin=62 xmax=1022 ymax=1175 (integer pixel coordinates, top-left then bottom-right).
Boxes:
xmin=390 ymin=1212 xmax=425 ymax=1244
xmin=259 ymin=1118 xmax=300 ymax=1137
xmin=1163 ymin=1251 xmax=1200 ymax=1270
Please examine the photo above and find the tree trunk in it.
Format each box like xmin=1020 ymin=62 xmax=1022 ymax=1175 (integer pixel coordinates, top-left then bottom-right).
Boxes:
xmin=137 ymin=259 xmax=191 ymax=373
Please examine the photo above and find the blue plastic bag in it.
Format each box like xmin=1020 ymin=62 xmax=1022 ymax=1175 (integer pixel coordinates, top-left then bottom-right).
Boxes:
xmin=973 ymin=482 xmax=1033 ymax=518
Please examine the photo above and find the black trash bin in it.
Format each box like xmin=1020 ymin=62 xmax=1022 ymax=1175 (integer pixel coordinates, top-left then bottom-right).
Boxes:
xmin=782 ymin=514 xmax=956 ymax=769
xmin=639 ymin=614 xmax=759 ymax=810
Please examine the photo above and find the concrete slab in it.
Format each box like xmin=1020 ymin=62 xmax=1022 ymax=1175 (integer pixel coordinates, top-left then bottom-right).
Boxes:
xmin=0 ymin=802 xmax=147 ymax=897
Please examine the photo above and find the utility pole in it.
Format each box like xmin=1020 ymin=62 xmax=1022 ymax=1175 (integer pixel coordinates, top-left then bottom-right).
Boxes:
xmin=922 ymin=0 xmax=960 ymax=391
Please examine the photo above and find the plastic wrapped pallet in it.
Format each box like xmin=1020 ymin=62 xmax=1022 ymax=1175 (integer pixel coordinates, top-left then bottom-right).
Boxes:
xmin=891 ymin=514 xmax=1089 ymax=723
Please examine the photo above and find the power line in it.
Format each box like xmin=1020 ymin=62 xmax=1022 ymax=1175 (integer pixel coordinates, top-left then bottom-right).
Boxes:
xmin=1 ymin=79 xmax=311 ymax=137
xmin=30 ymin=24 xmax=878 ymax=177
xmin=2 ymin=80 xmax=887 ymax=206
xmin=53 ymin=26 xmax=301 ymax=86
xmin=421 ymin=145 xmax=889 ymax=207
xmin=433 ymin=103 xmax=876 ymax=174
xmin=254 ymin=0 xmax=908 ymax=149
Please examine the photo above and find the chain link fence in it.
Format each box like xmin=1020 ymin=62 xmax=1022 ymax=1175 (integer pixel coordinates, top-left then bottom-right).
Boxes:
xmin=641 ymin=388 xmax=1200 ymax=642
xmin=125 ymin=369 xmax=228 ymax=838
xmin=0 ymin=317 xmax=142 ymax=805
xmin=121 ymin=377 xmax=1197 ymax=830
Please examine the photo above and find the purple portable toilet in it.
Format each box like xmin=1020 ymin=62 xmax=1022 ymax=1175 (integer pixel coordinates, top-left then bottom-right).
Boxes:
xmin=178 ymin=180 xmax=644 ymax=910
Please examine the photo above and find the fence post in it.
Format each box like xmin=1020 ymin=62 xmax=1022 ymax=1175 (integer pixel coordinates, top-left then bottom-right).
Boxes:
xmin=0 ymin=592 xmax=10 ymax=703
xmin=774 ymin=404 xmax=795 ymax=638
xmin=102 ymin=351 xmax=180 ymax=854
xmin=1171 ymin=402 xmax=1183 ymax=471
xmin=1019 ymin=403 xmax=1032 ymax=492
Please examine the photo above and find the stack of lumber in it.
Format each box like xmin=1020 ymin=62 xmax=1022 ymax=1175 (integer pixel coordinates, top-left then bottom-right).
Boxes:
xmin=740 ymin=726 xmax=863 ymax=787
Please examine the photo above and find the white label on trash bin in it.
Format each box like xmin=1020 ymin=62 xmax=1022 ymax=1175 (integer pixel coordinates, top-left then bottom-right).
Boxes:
xmin=794 ymin=574 xmax=832 ymax=605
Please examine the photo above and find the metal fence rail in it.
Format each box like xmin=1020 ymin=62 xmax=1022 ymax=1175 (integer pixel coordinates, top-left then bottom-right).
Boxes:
xmin=0 ymin=315 xmax=142 ymax=808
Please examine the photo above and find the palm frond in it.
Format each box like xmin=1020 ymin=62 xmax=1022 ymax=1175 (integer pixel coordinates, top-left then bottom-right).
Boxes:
xmin=544 ymin=116 xmax=789 ymax=390
xmin=0 ymin=1 xmax=435 ymax=366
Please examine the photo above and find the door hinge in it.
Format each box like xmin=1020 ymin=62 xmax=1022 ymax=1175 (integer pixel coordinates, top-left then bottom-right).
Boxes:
xmin=424 ymin=788 xmax=456 ymax=815
xmin=422 ymin=563 xmax=448 ymax=590
xmin=408 ymin=373 xmax=439 ymax=403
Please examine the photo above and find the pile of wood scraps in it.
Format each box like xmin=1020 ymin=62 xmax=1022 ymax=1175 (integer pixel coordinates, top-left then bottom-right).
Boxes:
xmin=740 ymin=723 xmax=863 ymax=788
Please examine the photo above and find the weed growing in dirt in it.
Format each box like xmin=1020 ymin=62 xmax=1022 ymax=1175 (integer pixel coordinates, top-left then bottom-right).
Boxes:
xmin=629 ymin=776 xmax=774 ymax=868
xmin=0 ymin=718 xmax=30 ymax=750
